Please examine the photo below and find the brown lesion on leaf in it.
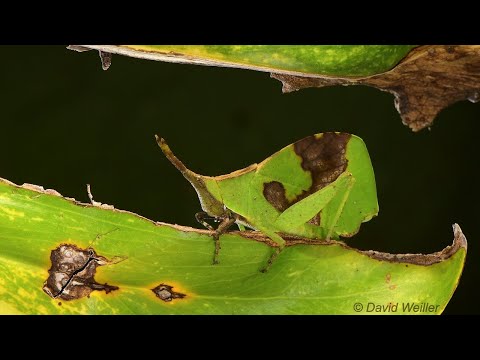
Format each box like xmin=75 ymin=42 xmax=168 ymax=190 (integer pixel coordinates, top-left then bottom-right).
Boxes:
xmin=263 ymin=133 xmax=350 ymax=220
xmin=152 ymin=284 xmax=187 ymax=302
xmin=272 ymin=45 xmax=480 ymax=132
xmin=43 ymin=244 xmax=119 ymax=301
xmin=385 ymin=274 xmax=397 ymax=290
xmin=2 ymin=178 xmax=467 ymax=269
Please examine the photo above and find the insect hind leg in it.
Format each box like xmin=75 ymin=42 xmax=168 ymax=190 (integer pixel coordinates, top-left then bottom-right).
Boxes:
xmin=260 ymin=230 xmax=286 ymax=273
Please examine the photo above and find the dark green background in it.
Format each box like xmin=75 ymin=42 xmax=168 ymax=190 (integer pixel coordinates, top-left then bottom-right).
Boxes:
xmin=1 ymin=46 xmax=478 ymax=314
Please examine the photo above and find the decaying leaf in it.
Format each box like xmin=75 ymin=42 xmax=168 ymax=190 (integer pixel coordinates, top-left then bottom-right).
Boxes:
xmin=0 ymin=177 xmax=467 ymax=314
xmin=272 ymin=45 xmax=480 ymax=131
xmin=68 ymin=45 xmax=479 ymax=131
xmin=43 ymin=244 xmax=119 ymax=301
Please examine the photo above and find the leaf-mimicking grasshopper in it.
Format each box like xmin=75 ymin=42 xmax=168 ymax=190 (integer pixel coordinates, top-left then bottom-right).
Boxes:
xmin=156 ymin=133 xmax=378 ymax=272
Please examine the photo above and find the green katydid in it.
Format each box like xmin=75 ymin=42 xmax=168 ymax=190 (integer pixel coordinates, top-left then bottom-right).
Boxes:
xmin=156 ymin=133 xmax=378 ymax=271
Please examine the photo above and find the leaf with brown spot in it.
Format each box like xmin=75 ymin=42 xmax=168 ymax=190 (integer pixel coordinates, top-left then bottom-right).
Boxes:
xmin=272 ymin=45 xmax=480 ymax=131
xmin=0 ymin=178 xmax=467 ymax=314
xmin=42 ymin=244 xmax=119 ymax=301
xmin=69 ymin=45 xmax=479 ymax=131
xmin=152 ymin=284 xmax=186 ymax=302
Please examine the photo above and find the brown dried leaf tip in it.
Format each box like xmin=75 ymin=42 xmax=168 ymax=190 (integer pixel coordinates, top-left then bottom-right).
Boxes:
xmin=43 ymin=244 xmax=119 ymax=301
xmin=272 ymin=45 xmax=480 ymax=132
xmin=99 ymin=51 xmax=112 ymax=71
xmin=152 ymin=284 xmax=186 ymax=302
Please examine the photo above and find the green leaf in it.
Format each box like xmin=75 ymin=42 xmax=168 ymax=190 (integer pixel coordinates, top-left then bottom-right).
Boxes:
xmin=0 ymin=178 xmax=467 ymax=314
xmin=69 ymin=45 xmax=480 ymax=132
xmin=69 ymin=45 xmax=416 ymax=77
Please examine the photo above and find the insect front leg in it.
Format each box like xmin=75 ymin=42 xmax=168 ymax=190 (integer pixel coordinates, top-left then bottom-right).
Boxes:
xmin=212 ymin=215 xmax=237 ymax=264
xmin=195 ymin=211 xmax=216 ymax=231
xmin=195 ymin=211 xmax=237 ymax=265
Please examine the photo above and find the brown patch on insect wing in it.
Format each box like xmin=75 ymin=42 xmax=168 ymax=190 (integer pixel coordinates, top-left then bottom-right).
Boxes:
xmin=42 ymin=244 xmax=119 ymax=301
xmin=152 ymin=284 xmax=186 ymax=302
xmin=262 ymin=133 xmax=350 ymax=213
xmin=293 ymin=133 xmax=350 ymax=198
xmin=263 ymin=181 xmax=289 ymax=212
